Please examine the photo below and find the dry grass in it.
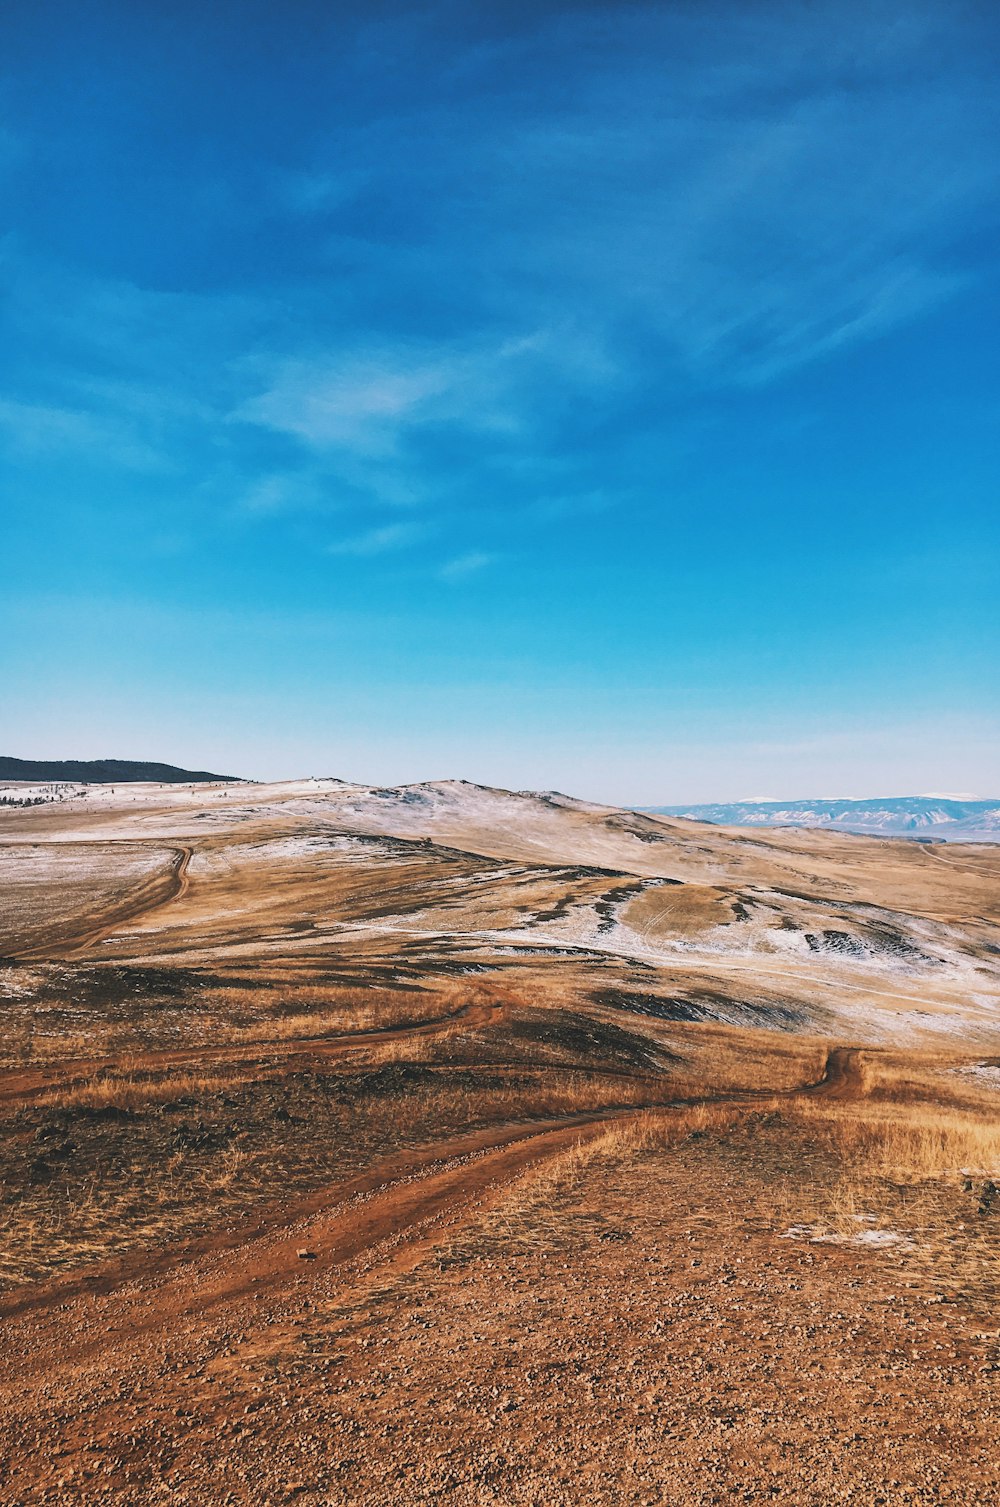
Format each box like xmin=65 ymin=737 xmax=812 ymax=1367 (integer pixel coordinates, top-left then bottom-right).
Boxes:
xmin=2 ymin=1028 xmax=99 ymax=1067
xmin=0 ymin=1139 xmax=264 ymax=1287
xmin=380 ymin=1072 xmax=664 ymax=1138
xmin=872 ymin=1113 xmax=1000 ymax=1182
xmin=847 ymin=1048 xmax=994 ymax=1107
xmin=38 ymin=1049 xmax=554 ymax=1120
xmin=791 ymin=1098 xmax=1000 ymax=1183
xmin=0 ymin=982 xmax=467 ymax=1068
xmin=207 ymin=983 xmax=455 ymax=1040
xmin=29 ymin=982 xmax=506 ymax=1109
xmin=0 ymin=1066 xmax=670 ymax=1288
xmin=484 ymin=1101 xmax=746 ymax=1250
xmin=43 ymin=1065 xmax=242 ymax=1112
xmin=665 ymin=1022 xmax=828 ymax=1098
xmin=770 ymin=1093 xmax=1000 ymax=1299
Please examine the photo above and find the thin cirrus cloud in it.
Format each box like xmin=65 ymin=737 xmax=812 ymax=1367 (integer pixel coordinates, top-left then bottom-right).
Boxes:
xmin=240 ymin=355 xmax=460 ymax=457
xmin=5 ymin=2 xmax=996 ymax=500
xmin=464 ymin=91 xmax=986 ymax=387
xmin=0 ymin=394 xmax=165 ymax=472
xmin=438 ymin=552 xmax=496 ymax=583
xmin=266 ymin=3 xmax=997 ymax=391
xmin=236 ymin=329 xmax=605 ymax=460
xmin=326 ymin=522 xmax=424 ymax=558
xmin=204 ymin=0 xmax=1000 ymax=568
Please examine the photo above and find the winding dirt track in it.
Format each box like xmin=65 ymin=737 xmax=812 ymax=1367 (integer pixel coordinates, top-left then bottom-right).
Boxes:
xmin=12 ymin=844 xmax=193 ymax=962
xmin=804 ymin=1045 xmax=864 ymax=1099
xmin=0 ymin=1040 xmax=868 ymax=1350
xmin=0 ymin=1108 xmax=640 ymax=1340
xmin=0 ymin=990 xmax=511 ymax=1109
xmin=0 ymin=1035 xmax=877 ymax=1507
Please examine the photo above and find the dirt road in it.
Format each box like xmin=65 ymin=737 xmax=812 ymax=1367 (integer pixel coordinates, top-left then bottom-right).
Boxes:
xmin=12 ymin=844 xmax=193 ymax=962
xmin=0 ymin=1044 xmax=871 ymax=1385
xmin=3 ymin=781 xmax=998 ymax=1502
xmin=0 ymin=989 xmax=510 ymax=1109
xmin=805 ymin=1044 xmax=865 ymax=1099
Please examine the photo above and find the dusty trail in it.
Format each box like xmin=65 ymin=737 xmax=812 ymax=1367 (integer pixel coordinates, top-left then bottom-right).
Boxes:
xmin=0 ymin=1042 xmax=868 ymax=1342
xmin=3 ymin=782 xmax=999 ymax=1501
xmin=0 ymin=990 xmax=510 ymax=1108
xmin=804 ymin=1045 xmax=865 ymax=1099
xmin=0 ymin=1106 xmax=686 ymax=1504
xmin=11 ymin=844 xmax=193 ymax=962
xmin=921 ymin=843 xmax=1000 ymax=879
xmin=0 ymin=1034 xmax=880 ymax=1501
xmin=0 ymin=1106 xmax=649 ymax=1374
xmin=0 ymin=1009 xmax=857 ymax=1115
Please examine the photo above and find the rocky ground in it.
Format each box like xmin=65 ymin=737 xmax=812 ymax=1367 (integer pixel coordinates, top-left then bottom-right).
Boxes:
xmin=1 ymin=1110 xmax=998 ymax=1505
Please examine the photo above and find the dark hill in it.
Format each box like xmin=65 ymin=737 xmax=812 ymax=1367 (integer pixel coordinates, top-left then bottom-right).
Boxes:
xmin=0 ymin=757 xmax=240 ymax=784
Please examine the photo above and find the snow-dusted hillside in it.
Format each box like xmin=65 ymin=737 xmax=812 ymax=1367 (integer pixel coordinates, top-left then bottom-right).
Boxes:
xmin=4 ymin=775 xmax=1000 ymax=1046
xmin=645 ymin=796 xmax=1000 ymax=843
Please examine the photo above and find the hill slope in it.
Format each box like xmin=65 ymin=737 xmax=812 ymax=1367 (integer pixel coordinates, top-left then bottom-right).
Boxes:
xmin=3 ymin=774 xmax=998 ymax=1047
xmin=0 ymin=757 xmax=239 ymax=784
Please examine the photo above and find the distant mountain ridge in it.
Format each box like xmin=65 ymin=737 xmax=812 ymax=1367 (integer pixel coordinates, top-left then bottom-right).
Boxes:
xmin=0 ymin=757 xmax=239 ymax=784
xmin=644 ymin=795 xmax=1000 ymax=843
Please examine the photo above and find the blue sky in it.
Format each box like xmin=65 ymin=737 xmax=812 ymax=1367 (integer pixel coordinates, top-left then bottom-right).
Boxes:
xmin=2 ymin=0 xmax=998 ymax=801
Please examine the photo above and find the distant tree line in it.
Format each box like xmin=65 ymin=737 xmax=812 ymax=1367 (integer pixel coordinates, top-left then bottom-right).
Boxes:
xmin=0 ymin=783 xmax=82 ymax=808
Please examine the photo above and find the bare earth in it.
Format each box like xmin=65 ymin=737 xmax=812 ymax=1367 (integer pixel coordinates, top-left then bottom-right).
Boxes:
xmin=1 ymin=778 xmax=999 ymax=1505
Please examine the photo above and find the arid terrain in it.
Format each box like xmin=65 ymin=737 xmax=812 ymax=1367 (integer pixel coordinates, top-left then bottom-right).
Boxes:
xmin=1 ymin=777 xmax=999 ymax=1505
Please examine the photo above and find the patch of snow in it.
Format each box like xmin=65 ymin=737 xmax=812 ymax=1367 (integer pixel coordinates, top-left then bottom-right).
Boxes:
xmin=953 ymin=1063 xmax=1000 ymax=1090
xmin=781 ymin=1223 xmax=912 ymax=1250
xmin=918 ymin=792 xmax=980 ymax=800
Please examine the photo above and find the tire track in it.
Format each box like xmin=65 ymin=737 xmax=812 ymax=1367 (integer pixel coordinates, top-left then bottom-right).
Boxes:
xmin=0 ymin=1105 xmax=651 ymax=1363
xmin=805 ymin=1045 xmax=865 ymax=1099
xmin=0 ymin=990 xmax=512 ymax=1108
xmin=10 ymin=845 xmax=193 ymax=962
xmin=0 ymin=1041 xmax=869 ymax=1341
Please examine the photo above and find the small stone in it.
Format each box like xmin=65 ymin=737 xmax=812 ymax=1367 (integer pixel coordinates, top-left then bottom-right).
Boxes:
xmin=296 ymin=1249 xmax=317 ymax=1261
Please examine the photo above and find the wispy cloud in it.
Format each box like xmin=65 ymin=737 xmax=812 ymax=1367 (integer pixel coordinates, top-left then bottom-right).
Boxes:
xmin=327 ymin=522 xmax=424 ymax=557
xmin=236 ymin=472 xmax=323 ymax=518
xmin=5 ymin=0 xmax=998 ymax=574
xmin=241 ymin=354 xmax=458 ymax=455
xmin=0 ymin=396 xmax=164 ymax=471
xmin=473 ymin=33 xmax=994 ymax=385
xmin=237 ymin=327 xmax=606 ymax=458
xmin=438 ymin=551 xmax=496 ymax=582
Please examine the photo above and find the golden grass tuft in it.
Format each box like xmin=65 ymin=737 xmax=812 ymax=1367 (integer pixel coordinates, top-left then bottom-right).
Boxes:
xmin=662 ymin=1022 xmax=829 ymax=1098
xmin=207 ymin=983 xmax=454 ymax=1040
xmin=46 ymin=1067 xmax=241 ymax=1112
xmin=491 ymin=1101 xmax=744 ymax=1229
xmin=0 ymin=981 xmax=473 ymax=1068
xmin=791 ymin=1099 xmax=1000 ymax=1183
